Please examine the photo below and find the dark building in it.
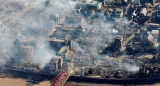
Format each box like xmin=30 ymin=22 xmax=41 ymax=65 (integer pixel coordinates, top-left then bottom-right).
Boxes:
xmin=126 ymin=43 xmax=134 ymax=54
xmin=140 ymin=0 xmax=154 ymax=5
xmin=156 ymin=11 xmax=160 ymax=23
xmin=103 ymin=0 xmax=113 ymax=6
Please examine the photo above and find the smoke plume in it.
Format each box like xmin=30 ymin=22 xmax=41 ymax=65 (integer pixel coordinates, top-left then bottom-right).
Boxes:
xmin=0 ymin=0 xmax=139 ymax=73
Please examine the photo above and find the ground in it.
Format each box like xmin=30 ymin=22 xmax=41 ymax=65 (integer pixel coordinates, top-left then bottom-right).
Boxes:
xmin=1 ymin=77 xmax=160 ymax=86
xmin=64 ymin=81 xmax=160 ymax=86
xmin=0 ymin=78 xmax=50 ymax=86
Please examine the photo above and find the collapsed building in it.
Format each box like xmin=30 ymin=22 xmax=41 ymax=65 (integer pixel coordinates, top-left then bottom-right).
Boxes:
xmin=46 ymin=56 xmax=63 ymax=72
xmin=132 ymin=7 xmax=150 ymax=24
xmin=1 ymin=0 xmax=160 ymax=83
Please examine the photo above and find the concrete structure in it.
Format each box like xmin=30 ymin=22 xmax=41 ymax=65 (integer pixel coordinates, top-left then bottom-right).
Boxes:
xmin=49 ymin=13 xmax=59 ymax=22
xmin=64 ymin=15 xmax=84 ymax=25
xmin=111 ymin=8 xmax=124 ymax=18
xmin=20 ymin=45 xmax=34 ymax=59
xmin=140 ymin=8 xmax=148 ymax=16
xmin=49 ymin=56 xmax=63 ymax=71
xmin=148 ymin=30 xmax=159 ymax=47
xmin=148 ymin=34 xmax=158 ymax=47
xmin=85 ymin=0 xmax=102 ymax=10
xmin=115 ymin=35 xmax=123 ymax=45
xmin=49 ymin=60 xmax=58 ymax=71
xmin=104 ymin=0 xmax=113 ymax=6
xmin=115 ymin=9 xmax=123 ymax=18
xmin=113 ymin=0 xmax=123 ymax=5
xmin=62 ymin=62 xmax=74 ymax=74
xmin=134 ymin=0 xmax=140 ymax=3
xmin=58 ymin=57 xmax=63 ymax=69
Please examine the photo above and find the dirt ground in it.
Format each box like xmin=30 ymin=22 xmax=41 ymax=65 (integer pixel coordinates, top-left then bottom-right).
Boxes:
xmin=0 ymin=78 xmax=27 ymax=86
xmin=34 ymin=81 xmax=50 ymax=86
xmin=1 ymin=77 xmax=160 ymax=86
xmin=0 ymin=78 xmax=50 ymax=86
xmin=64 ymin=81 xmax=160 ymax=86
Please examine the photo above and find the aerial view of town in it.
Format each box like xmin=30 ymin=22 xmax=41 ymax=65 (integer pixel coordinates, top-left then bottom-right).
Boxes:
xmin=0 ymin=0 xmax=160 ymax=86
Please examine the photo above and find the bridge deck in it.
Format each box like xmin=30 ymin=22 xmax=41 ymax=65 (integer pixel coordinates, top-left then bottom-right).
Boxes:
xmin=51 ymin=72 xmax=70 ymax=86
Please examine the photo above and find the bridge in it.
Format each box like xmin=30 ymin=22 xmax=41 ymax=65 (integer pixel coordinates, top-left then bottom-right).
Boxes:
xmin=50 ymin=71 xmax=70 ymax=86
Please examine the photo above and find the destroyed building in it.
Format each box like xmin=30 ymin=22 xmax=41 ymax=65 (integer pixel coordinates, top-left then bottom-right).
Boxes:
xmin=103 ymin=0 xmax=113 ymax=6
xmin=84 ymin=0 xmax=102 ymax=10
xmin=44 ymin=56 xmax=64 ymax=73
xmin=64 ymin=15 xmax=84 ymax=26
xmin=112 ymin=8 xmax=124 ymax=18
xmin=132 ymin=7 xmax=150 ymax=24
xmin=1 ymin=0 xmax=160 ymax=84
xmin=148 ymin=30 xmax=159 ymax=47
xmin=20 ymin=45 xmax=34 ymax=60
xmin=49 ymin=13 xmax=59 ymax=22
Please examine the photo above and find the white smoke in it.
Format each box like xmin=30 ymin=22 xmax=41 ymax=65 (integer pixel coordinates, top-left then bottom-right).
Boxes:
xmin=0 ymin=0 xmax=140 ymax=73
xmin=0 ymin=0 xmax=56 ymax=66
xmin=123 ymin=63 xmax=140 ymax=72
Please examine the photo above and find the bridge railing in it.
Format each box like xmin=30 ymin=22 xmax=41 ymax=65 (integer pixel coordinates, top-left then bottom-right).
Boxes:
xmin=51 ymin=71 xmax=69 ymax=86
